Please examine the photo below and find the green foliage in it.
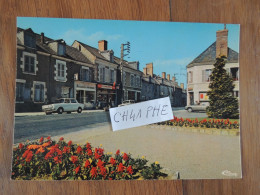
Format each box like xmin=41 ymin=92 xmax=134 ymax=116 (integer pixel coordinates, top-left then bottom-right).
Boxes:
xmin=206 ymin=56 xmax=239 ymax=119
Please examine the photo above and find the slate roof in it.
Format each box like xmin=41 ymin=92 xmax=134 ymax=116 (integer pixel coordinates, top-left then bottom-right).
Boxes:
xmin=17 ymin=28 xmax=92 ymax=64
xmin=187 ymin=42 xmax=239 ymax=68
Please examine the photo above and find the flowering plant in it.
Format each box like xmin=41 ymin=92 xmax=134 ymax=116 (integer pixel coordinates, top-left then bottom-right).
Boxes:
xmin=160 ymin=117 xmax=239 ymax=129
xmin=12 ymin=137 xmax=167 ymax=180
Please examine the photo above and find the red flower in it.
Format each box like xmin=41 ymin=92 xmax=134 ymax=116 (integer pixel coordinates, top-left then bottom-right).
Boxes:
xmin=84 ymin=160 xmax=91 ymax=168
xmin=90 ymin=167 xmax=98 ymax=178
xmin=76 ymin=146 xmax=83 ymax=154
xmin=86 ymin=142 xmax=91 ymax=150
xmin=25 ymin=151 xmax=33 ymax=162
xmin=99 ymin=166 xmax=107 ymax=177
xmin=17 ymin=156 xmax=20 ymax=160
xmin=47 ymin=136 xmax=51 ymax=140
xmin=109 ymin=157 xmax=116 ymax=165
xmin=87 ymin=149 xmax=93 ymax=156
xmin=108 ymin=177 xmax=113 ymax=180
xmin=117 ymin=163 xmax=125 ymax=172
xmin=116 ymin=149 xmax=120 ymax=155
xmin=95 ymin=152 xmax=102 ymax=159
xmin=22 ymin=149 xmax=30 ymax=158
xmin=234 ymin=121 xmax=238 ymax=124
xmin=97 ymin=159 xmax=104 ymax=168
xmin=19 ymin=143 xmax=24 ymax=149
xmin=68 ymin=140 xmax=72 ymax=146
xmin=63 ymin=146 xmax=70 ymax=153
xmin=39 ymin=137 xmax=44 ymax=143
xmin=54 ymin=156 xmax=62 ymax=164
xmin=94 ymin=148 xmax=104 ymax=159
xmin=75 ymin=166 xmax=81 ymax=174
xmin=123 ymin=153 xmax=128 ymax=161
xmin=59 ymin=137 xmax=64 ymax=141
xmin=70 ymin=155 xmax=78 ymax=164
xmin=127 ymin=165 xmax=133 ymax=175
xmin=45 ymin=151 xmax=53 ymax=160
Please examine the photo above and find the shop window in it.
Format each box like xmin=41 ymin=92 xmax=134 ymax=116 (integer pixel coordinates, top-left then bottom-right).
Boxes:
xmin=34 ymin=83 xmax=45 ymax=102
xmin=202 ymin=69 xmax=212 ymax=82
xmin=81 ymin=67 xmax=90 ymax=82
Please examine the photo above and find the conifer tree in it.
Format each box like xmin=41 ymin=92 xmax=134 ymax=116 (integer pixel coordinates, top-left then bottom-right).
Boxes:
xmin=206 ymin=56 xmax=239 ymax=119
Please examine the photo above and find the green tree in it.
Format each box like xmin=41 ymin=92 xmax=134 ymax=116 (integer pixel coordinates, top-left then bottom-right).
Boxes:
xmin=206 ymin=56 xmax=239 ymax=119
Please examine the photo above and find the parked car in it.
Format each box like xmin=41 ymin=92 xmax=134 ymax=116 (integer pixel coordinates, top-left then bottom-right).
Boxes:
xmin=185 ymin=102 xmax=209 ymax=112
xmin=118 ymin=100 xmax=135 ymax=107
xmin=42 ymin=98 xmax=84 ymax=114
xmin=84 ymin=101 xmax=95 ymax=110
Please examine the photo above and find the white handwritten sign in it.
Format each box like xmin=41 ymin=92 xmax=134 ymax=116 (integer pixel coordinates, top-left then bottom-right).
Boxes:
xmin=109 ymin=97 xmax=173 ymax=131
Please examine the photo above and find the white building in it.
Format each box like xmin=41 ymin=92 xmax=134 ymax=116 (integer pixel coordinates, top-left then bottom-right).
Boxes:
xmin=186 ymin=27 xmax=239 ymax=106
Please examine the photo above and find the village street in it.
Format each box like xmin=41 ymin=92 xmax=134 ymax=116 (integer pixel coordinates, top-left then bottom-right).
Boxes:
xmin=14 ymin=108 xmax=207 ymax=144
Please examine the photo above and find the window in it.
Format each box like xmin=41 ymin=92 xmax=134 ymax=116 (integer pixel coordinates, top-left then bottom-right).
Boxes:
xmin=24 ymin=33 xmax=36 ymax=48
xmin=34 ymin=83 xmax=45 ymax=102
xmin=99 ymin=67 xmax=105 ymax=82
xmin=71 ymin=99 xmax=77 ymax=103
xmin=55 ymin=60 xmax=67 ymax=82
xmin=110 ymin=70 xmax=114 ymax=83
xmin=16 ymin=81 xmax=30 ymax=102
xmin=130 ymin=75 xmax=134 ymax=86
xmin=81 ymin=67 xmax=90 ymax=82
xmin=58 ymin=44 xmax=66 ymax=56
xmin=136 ymin=76 xmax=140 ymax=87
xmin=64 ymin=99 xmax=70 ymax=103
xmin=24 ymin=55 xmax=35 ymax=73
xmin=232 ymin=91 xmax=239 ymax=98
xmin=230 ymin=68 xmax=239 ymax=81
xmin=188 ymin=71 xmax=193 ymax=83
xmin=202 ymin=69 xmax=212 ymax=82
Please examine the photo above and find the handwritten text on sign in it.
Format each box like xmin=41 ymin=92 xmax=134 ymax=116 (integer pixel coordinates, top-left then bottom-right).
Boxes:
xmin=109 ymin=97 xmax=173 ymax=131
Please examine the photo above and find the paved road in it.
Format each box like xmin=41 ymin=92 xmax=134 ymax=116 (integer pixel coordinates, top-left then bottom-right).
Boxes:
xmin=14 ymin=109 xmax=207 ymax=144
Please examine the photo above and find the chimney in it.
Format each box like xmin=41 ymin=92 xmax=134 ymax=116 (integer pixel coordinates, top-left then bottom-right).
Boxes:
xmin=180 ymin=83 xmax=184 ymax=89
xmin=143 ymin=67 xmax=147 ymax=75
xmin=98 ymin=40 xmax=107 ymax=51
xmin=162 ymin=72 xmax=166 ymax=79
xmin=146 ymin=63 xmax=153 ymax=76
xmin=172 ymin=76 xmax=176 ymax=82
xmin=41 ymin=33 xmax=45 ymax=44
xmin=167 ymin=74 xmax=170 ymax=80
xmin=216 ymin=27 xmax=228 ymax=58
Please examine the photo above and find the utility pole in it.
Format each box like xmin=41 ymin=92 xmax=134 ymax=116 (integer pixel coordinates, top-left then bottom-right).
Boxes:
xmin=119 ymin=41 xmax=130 ymax=103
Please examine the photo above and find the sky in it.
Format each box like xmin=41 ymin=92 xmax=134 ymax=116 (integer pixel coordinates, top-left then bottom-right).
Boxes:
xmin=17 ymin=17 xmax=240 ymax=88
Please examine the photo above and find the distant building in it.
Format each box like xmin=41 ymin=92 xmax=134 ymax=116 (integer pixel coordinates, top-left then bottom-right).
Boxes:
xmin=186 ymin=27 xmax=239 ymax=106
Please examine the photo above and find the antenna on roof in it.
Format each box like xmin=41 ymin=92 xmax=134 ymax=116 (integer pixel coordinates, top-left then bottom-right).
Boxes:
xmin=224 ymin=24 xmax=226 ymax=30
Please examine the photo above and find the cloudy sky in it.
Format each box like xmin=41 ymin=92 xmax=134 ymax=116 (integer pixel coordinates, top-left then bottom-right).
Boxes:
xmin=17 ymin=17 xmax=240 ymax=88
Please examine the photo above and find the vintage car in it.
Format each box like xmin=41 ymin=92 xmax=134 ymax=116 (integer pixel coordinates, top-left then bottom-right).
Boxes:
xmin=118 ymin=100 xmax=135 ymax=107
xmin=185 ymin=102 xmax=209 ymax=112
xmin=42 ymin=98 xmax=84 ymax=114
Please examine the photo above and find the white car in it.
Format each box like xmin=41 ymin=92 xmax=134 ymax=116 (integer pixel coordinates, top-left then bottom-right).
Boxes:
xmin=118 ymin=100 xmax=135 ymax=107
xmin=42 ymin=98 xmax=84 ymax=115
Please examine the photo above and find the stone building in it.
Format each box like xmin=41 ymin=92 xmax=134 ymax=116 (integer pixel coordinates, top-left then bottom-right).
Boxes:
xmin=186 ymin=27 xmax=239 ymax=106
xmin=16 ymin=28 xmax=95 ymax=112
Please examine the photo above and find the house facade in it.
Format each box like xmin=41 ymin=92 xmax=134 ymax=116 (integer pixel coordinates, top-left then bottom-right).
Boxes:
xmin=186 ymin=27 xmax=239 ymax=106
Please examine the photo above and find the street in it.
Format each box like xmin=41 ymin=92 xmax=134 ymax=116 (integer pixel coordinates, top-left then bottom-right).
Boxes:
xmin=14 ymin=109 xmax=207 ymax=144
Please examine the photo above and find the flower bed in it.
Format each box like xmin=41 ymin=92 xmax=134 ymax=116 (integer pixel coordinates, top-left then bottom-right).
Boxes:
xmin=12 ymin=137 xmax=167 ymax=180
xmin=158 ymin=117 xmax=239 ymax=129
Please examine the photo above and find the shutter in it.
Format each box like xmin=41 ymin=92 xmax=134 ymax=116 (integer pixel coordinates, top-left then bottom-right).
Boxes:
xmin=202 ymin=70 xmax=205 ymax=82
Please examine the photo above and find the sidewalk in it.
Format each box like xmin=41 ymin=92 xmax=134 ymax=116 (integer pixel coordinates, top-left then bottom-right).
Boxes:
xmin=15 ymin=109 xmax=105 ymax=117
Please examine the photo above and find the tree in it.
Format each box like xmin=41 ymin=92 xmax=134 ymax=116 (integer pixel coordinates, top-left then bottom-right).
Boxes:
xmin=206 ymin=56 xmax=239 ymax=119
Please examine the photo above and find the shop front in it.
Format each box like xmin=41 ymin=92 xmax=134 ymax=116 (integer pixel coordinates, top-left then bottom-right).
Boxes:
xmin=97 ymin=84 xmax=119 ymax=107
xmin=125 ymin=88 xmax=141 ymax=102
xmin=74 ymin=81 xmax=96 ymax=108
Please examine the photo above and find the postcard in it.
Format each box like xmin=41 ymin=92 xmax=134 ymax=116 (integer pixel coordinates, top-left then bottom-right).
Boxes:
xmin=12 ymin=17 xmax=241 ymax=180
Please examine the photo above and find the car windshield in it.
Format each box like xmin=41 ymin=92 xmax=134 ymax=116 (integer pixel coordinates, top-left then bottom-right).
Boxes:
xmin=55 ymin=99 xmax=64 ymax=103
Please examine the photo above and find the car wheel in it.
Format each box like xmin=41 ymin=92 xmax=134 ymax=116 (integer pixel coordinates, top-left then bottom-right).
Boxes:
xmin=57 ymin=107 xmax=63 ymax=114
xmin=77 ymin=107 xmax=82 ymax=113
xmin=45 ymin=112 xmax=52 ymax=115
xmin=187 ymin=108 xmax=193 ymax=112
